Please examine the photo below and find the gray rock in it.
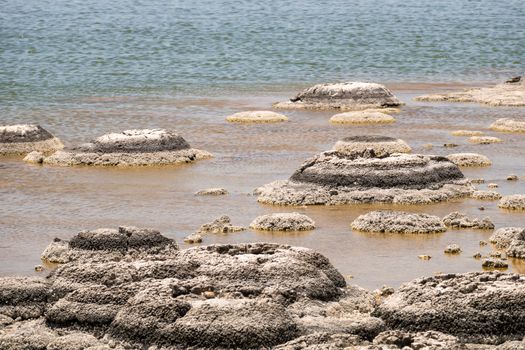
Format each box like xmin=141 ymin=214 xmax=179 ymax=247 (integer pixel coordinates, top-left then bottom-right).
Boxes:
xmin=442 ymin=212 xmax=494 ymax=230
xmin=274 ymin=82 xmax=402 ymax=111
xmin=333 ymin=136 xmax=411 ymax=157
xmin=447 ymin=153 xmax=492 ymax=167
xmin=195 ymin=188 xmax=228 ymax=196
xmin=272 ymin=332 xmax=363 ymax=349
xmin=489 ymin=227 xmax=524 ymax=248
xmin=499 ymin=195 xmax=525 ymax=210
xmin=482 ymin=258 xmax=508 ymax=269
xmin=0 ymin=277 xmax=50 ymax=320
xmin=372 ymin=330 xmax=467 ymax=350
xmin=372 ymin=272 xmax=525 ymax=344
xmin=350 ymin=211 xmax=446 ymax=234
xmin=472 ymin=190 xmax=502 ymax=201
xmin=250 ymin=213 xmax=316 ymax=231
xmin=0 ymin=124 xmax=63 ymax=156
xmin=505 ymin=229 xmax=525 ymax=259
xmin=195 ymin=215 xmax=246 ymax=234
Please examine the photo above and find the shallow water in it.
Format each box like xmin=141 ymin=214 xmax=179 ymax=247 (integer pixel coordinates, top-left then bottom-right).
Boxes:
xmin=1 ymin=86 xmax=524 ymax=289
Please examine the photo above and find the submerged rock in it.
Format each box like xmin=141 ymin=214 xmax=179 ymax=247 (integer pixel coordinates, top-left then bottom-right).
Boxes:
xmin=472 ymin=190 xmax=502 ymax=201
xmin=256 ymin=145 xmax=473 ymax=205
xmin=0 ymin=124 xmax=63 ymax=156
xmin=469 ymin=136 xmax=502 ymax=144
xmin=250 ymin=212 xmax=315 ymax=231
xmin=415 ymin=80 xmax=525 ymax=107
xmin=350 ymin=211 xmax=446 ymax=234
xmin=226 ymin=110 xmax=288 ymax=123
xmin=444 ymin=244 xmax=461 ymax=254
xmin=490 ymin=118 xmax=525 ymax=133
xmin=451 ymin=130 xmax=484 ymax=136
xmin=482 ymin=258 xmax=508 ymax=269
xmin=498 ymin=194 xmax=525 ymax=210
xmin=373 ymin=272 xmax=525 ymax=344
xmin=41 ymin=129 xmax=211 ymax=166
xmin=333 ymin=135 xmax=411 ymax=157
xmin=442 ymin=212 xmax=494 ymax=230
xmin=274 ymin=82 xmax=402 ymax=111
xmin=195 ymin=188 xmax=229 ymax=196
xmin=447 ymin=153 xmax=492 ymax=167
xmin=329 ymin=110 xmax=396 ymax=124
xmin=490 ymin=227 xmax=524 ymax=248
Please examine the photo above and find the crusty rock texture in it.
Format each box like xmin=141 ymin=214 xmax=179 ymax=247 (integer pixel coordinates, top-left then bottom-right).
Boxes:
xmin=415 ymin=80 xmax=525 ymax=107
xmin=490 ymin=227 xmax=524 ymax=248
xmin=226 ymin=111 xmax=288 ymax=123
xmin=333 ymin=135 xmax=411 ymax=157
xmin=490 ymin=118 xmax=525 ymax=133
xmin=442 ymin=212 xmax=494 ymax=230
xmin=373 ymin=272 xmax=525 ymax=344
xmin=256 ymin=150 xmax=473 ymax=206
xmin=195 ymin=215 xmax=246 ymax=234
xmin=503 ymin=229 xmax=525 ymax=259
xmin=498 ymin=194 xmax=525 ymax=210
xmin=195 ymin=188 xmax=229 ymax=196
xmin=469 ymin=136 xmax=502 ymax=144
xmin=329 ymin=111 xmax=396 ymax=124
xmin=40 ymin=129 xmax=211 ymax=166
xmin=451 ymin=130 xmax=484 ymax=136
xmin=273 ymin=82 xmax=402 ymax=111
xmin=447 ymin=153 xmax=492 ymax=167
xmin=472 ymin=190 xmax=502 ymax=201
xmin=350 ymin=211 xmax=446 ymax=234
xmin=0 ymin=124 xmax=63 ymax=156
xmin=250 ymin=213 xmax=316 ymax=231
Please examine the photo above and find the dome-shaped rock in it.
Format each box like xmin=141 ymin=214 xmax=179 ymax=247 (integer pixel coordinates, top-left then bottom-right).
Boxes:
xmin=490 ymin=118 xmax=525 ymax=133
xmin=350 ymin=211 xmax=446 ymax=234
xmin=450 ymin=130 xmax=484 ymax=136
xmin=329 ymin=111 xmax=395 ymax=124
xmin=468 ymin=136 xmax=502 ymax=144
xmin=498 ymin=194 xmax=525 ymax=210
xmin=334 ymin=135 xmax=411 ymax=157
xmin=226 ymin=111 xmax=288 ymax=123
xmin=250 ymin=212 xmax=316 ymax=231
xmin=447 ymin=153 xmax=492 ymax=167
xmin=0 ymin=124 xmax=63 ymax=156
xmin=489 ymin=227 xmax=524 ymax=248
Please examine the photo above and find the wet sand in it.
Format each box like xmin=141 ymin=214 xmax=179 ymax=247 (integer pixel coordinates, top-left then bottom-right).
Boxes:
xmin=1 ymin=84 xmax=524 ymax=289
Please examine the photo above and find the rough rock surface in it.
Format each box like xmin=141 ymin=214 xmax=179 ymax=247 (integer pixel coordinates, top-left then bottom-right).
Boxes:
xmin=489 ymin=227 xmax=524 ymax=248
xmin=195 ymin=188 xmax=228 ymax=196
xmin=490 ymin=118 xmax=525 ymax=133
xmin=499 ymin=195 xmax=525 ymax=210
xmin=329 ymin=111 xmax=396 ymax=124
xmin=472 ymin=190 xmax=502 ymax=201
xmin=40 ymin=129 xmax=211 ymax=166
xmin=504 ymin=229 xmax=525 ymax=259
xmin=469 ymin=136 xmax=502 ymax=144
xmin=415 ymin=80 xmax=525 ymax=107
xmin=350 ymin=211 xmax=446 ymax=234
xmin=333 ymin=135 xmax=411 ymax=157
xmin=250 ymin=213 xmax=316 ymax=231
xmin=447 ymin=153 xmax=492 ymax=167
xmin=226 ymin=111 xmax=288 ymax=123
xmin=256 ymin=150 xmax=473 ymax=206
xmin=482 ymin=258 xmax=508 ymax=269
xmin=444 ymin=244 xmax=461 ymax=254
xmin=195 ymin=215 xmax=246 ymax=234
xmin=0 ymin=124 xmax=63 ymax=155
xmin=373 ymin=272 xmax=525 ymax=344
xmin=451 ymin=130 xmax=484 ymax=136
xmin=442 ymin=212 xmax=494 ymax=230
xmin=273 ymin=82 xmax=402 ymax=110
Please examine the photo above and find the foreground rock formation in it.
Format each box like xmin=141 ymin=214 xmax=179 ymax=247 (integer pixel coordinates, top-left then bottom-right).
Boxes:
xmin=490 ymin=118 xmax=525 ymax=133
xmin=350 ymin=211 xmax=446 ymax=234
xmin=415 ymin=79 xmax=525 ymax=107
xmin=256 ymin=137 xmax=473 ymax=205
xmin=273 ymin=82 xmax=402 ymax=111
xmin=0 ymin=124 xmax=63 ymax=156
xmin=250 ymin=213 xmax=316 ymax=231
xmin=226 ymin=111 xmax=288 ymax=123
xmin=37 ymin=129 xmax=211 ymax=166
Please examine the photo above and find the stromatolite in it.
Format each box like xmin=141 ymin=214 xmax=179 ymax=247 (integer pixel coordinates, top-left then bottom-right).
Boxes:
xmin=0 ymin=124 xmax=63 ymax=156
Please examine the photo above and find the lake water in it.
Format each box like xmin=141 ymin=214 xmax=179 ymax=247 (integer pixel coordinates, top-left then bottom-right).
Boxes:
xmin=0 ymin=0 xmax=524 ymax=289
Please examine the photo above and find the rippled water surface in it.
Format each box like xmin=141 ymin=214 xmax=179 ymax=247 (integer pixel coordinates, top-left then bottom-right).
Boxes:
xmin=1 ymin=0 xmax=525 ymax=288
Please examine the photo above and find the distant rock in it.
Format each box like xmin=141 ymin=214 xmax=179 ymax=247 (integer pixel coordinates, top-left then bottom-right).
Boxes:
xmin=505 ymin=229 xmax=525 ymax=259
xmin=250 ymin=212 xmax=315 ymax=231
xmin=415 ymin=80 xmax=525 ymax=107
xmin=499 ymin=194 xmax=525 ymax=210
xmin=0 ymin=124 xmax=63 ymax=156
xmin=41 ymin=129 xmax=211 ymax=166
xmin=350 ymin=211 xmax=446 ymax=234
xmin=507 ymin=174 xmax=519 ymax=181
xmin=490 ymin=118 xmax=525 ymax=133
xmin=442 ymin=212 xmax=494 ymax=230
xmin=450 ymin=130 xmax=484 ymax=136
xmin=195 ymin=188 xmax=228 ymax=196
xmin=330 ymin=110 xmax=396 ymax=124
xmin=447 ymin=153 xmax=492 ymax=167
xmin=444 ymin=244 xmax=461 ymax=254
xmin=226 ymin=110 xmax=288 ymax=123
xmin=469 ymin=136 xmax=502 ymax=144
xmin=274 ymin=82 xmax=402 ymax=111
xmin=194 ymin=215 xmax=246 ymax=234
xmin=472 ymin=190 xmax=502 ymax=201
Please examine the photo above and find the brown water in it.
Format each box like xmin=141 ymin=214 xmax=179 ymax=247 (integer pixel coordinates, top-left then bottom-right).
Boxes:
xmin=1 ymin=84 xmax=524 ymax=289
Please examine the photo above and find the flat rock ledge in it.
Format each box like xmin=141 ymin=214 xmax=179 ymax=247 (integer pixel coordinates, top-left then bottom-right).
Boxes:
xmin=0 ymin=124 xmax=63 ymax=156
xmin=350 ymin=211 xmax=446 ymax=234
xmin=373 ymin=272 xmax=525 ymax=344
xmin=334 ymin=135 xmax=411 ymax=157
xmin=451 ymin=130 xmax=485 ymax=136
xmin=498 ymin=194 xmax=525 ymax=210
xmin=329 ymin=110 xmax=396 ymax=124
xmin=226 ymin=111 xmax=288 ymax=123
xmin=273 ymin=82 xmax=402 ymax=111
xmin=468 ymin=136 xmax=502 ymax=144
xmin=490 ymin=118 xmax=525 ymax=133
xmin=38 ymin=129 xmax=211 ymax=166
xmin=447 ymin=153 xmax=492 ymax=167
xmin=442 ymin=212 xmax=494 ymax=230
xmin=256 ymin=151 xmax=473 ymax=206
xmin=250 ymin=213 xmax=316 ymax=231
xmin=415 ymin=79 xmax=525 ymax=107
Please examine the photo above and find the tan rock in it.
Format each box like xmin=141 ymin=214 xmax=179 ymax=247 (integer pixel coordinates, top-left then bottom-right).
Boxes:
xmin=226 ymin=111 xmax=288 ymax=123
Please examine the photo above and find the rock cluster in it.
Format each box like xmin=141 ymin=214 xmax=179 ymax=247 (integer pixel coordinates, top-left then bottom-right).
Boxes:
xmin=329 ymin=110 xmax=396 ymax=124
xmin=442 ymin=212 xmax=494 ymax=230
xmin=490 ymin=118 xmax=525 ymax=133
xmin=498 ymin=194 xmax=525 ymax=210
xmin=273 ymin=82 xmax=402 ymax=111
xmin=0 ymin=124 xmax=63 ymax=156
xmin=38 ymin=129 xmax=211 ymax=166
xmin=250 ymin=213 xmax=315 ymax=231
xmin=226 ymin=111 xmax=288 ymax=123
xmin=447 ymin=153 xmax=492 ymax=167
xmin=350 ymin=211 xmax=446 ymax=234
xmin=415 ymin=79 xmax=525 ymax=107
xmin=256 ymin=139 xmax=473 ymax=205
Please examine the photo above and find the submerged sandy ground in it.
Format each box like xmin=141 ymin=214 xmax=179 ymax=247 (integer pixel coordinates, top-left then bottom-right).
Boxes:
xmin=1 ymin=83 xmax=524 ymax=289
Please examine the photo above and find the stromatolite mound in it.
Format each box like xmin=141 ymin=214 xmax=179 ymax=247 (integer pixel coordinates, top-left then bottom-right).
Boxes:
xmin=373 ymin=272 xmax=525 ymax=344
xmin=504 ymin=229 xmax=525 ymax=259
xmin=415 ymin=79 xmax=525 ymax=107
xmin=41 ymin=226 xmax=179 ymax=264
xmin=490 ymin=227 xmax=524 ymax=248
xmin=447 ymin=153 xmax=492 ymax=167
xmin=472 ymin=190 xmax=502 ymax=201
xmin=442 ymin=212 xmax=494 ymax=230
xmin=226 ymin=110 xmax=288 ymax=123
xmin=329 ymin=110 xmax=396 ymax=124
xmin=250 ymin=212 xmax=316 ymax=231
xmin=498 ymin=194 xmax=525 ymax=210
xmin=274 ymin=82 xmax=402 ymax=111
xmin=334 ymin=135 xmax=411 ymax=157
xmin=350 ymin=211 xmax=446 ymax=234
xmin=256 ymin=149 xmax=473 ymax=205
xmin=0 ymin=277 xmax=51 ymax=322
xmin=490 ymin=118 xmax=525 ymax=133
xmin=41 ymin=129 xmax=211 ymax=166
xmin=0 ymin=124 xmax=63 ymax=156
